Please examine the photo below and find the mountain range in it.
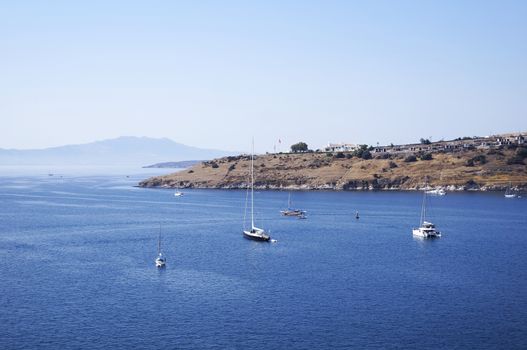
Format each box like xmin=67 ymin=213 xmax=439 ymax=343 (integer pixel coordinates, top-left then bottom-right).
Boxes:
xmin=0 ymin=137 xmax=233 ymax=166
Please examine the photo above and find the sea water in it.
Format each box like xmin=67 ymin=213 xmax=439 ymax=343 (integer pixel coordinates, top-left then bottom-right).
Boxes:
xmin=1 ymin=173 xmax=526 ymax=349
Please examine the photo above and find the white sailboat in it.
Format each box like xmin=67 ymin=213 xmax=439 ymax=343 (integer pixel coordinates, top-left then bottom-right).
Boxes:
xmin=412 ymin=188 xmax=441 ymax=238
xmin=155 ymin=226 xmax=166 ymax=267
xmin=243 ymin=141 xmax=271 ymax=242
xmin=504 ymin=182 xmax=518 ymax=198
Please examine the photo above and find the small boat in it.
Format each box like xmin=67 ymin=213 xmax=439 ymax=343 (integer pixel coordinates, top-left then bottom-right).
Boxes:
xmin=355 ymin=211 xmax=359 ymax=219
xmin=155 ymin=226 xmax=166 ymax=268
xmin=412 ymin=187 xmax=441 ymax=238
xmin=298 ymin=213 xmax=307 ymax=220
xmin=243 ymin=140 xmax=271 ymax=242
xmin=504 ymin=182 xmax=518 ymax=198
xmin=280 ymin=193 xmax=306 ymax=217
xmin=425 ymin=187 xmax=446 ymax=196
xmin=174 ymin=191 xmax=184 ymax=197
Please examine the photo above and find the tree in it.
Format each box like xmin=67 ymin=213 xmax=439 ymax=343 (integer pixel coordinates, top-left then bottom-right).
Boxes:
xmin=361 ymin=151 xmax=372 ymax=160
xmin=420 ymin=138 xmax=431 ymax=145
xmin=291 ymin=142 xmax=308 ymax=153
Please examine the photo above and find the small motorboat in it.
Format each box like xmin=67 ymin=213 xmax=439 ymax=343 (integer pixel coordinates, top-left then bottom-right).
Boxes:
xmin=174 ymin=191 xmax=184 ymax=197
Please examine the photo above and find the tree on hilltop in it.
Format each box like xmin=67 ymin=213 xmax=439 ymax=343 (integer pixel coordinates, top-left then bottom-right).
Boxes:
xmin=291 ymin=142 xmax=308 ymax=153
xmin=420 ymin=138 xmax=431 ymax=145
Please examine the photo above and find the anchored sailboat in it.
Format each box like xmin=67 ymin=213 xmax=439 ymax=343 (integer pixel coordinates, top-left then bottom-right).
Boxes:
xmin=505 ymin=182 xmax=518 ymax=198
xmin=412 ymin=188 xmax=441 ymax=238
xmin=280 ymin=192 xmax=306 ymax=217
xmin=155 ymin=225 xmax=166 ymax=267
xmin=243 ymin=141 xmax=271 ymax=242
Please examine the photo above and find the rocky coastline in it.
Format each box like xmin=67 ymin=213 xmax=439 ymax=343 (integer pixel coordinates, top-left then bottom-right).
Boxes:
xmin=139 ymin=147 xmax=527 ymax=192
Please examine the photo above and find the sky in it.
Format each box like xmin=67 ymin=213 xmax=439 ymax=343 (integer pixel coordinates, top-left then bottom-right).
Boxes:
xmin=1 ymin=0 xmax=526 ymax=153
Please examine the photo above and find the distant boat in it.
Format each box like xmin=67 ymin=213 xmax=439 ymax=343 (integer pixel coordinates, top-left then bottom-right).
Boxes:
xmin=298 ymin=212 xmax=307 ymax=220
xmin=243 ymin=140 xmax=271 ymax=242
xmin=505 ymin=182 xmax=518 ymax=198
xmin=355 ymin=211 xmax=360 ymax=219
xmin=174 ymin=191 xmax=184 ymax=197
xmin=280 ymin=192 xmax=306 ymax=217
xmin=155 ymin=226 xmax=166 ymax=268
xmin=425 ymin=188 xmax=446 ymax=196
xmin=412 ymin=188 xmax=441 ymax=238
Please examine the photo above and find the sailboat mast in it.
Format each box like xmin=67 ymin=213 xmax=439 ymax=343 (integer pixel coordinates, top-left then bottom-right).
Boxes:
xmin=420 ymin=190 xmax=426 ymax=224
xmin=251 ymin=139 xmax=255 ymax=229
xmin=288 ymin=193 xmax=291 ymax=208
xmin=158 ymin=224 xmax=161 ymax=254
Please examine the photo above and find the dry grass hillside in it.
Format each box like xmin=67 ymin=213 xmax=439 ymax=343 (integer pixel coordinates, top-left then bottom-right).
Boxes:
xmin=139 ymin=147 xmax=527 ymax=191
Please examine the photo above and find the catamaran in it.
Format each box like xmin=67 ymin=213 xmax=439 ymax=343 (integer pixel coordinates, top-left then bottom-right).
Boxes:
xmin=243 ymin=141 xmax=271 ymax=242
xmin=412 ymin=188 xmax=441 ymax=238
xmin=280 ymin=192 xmax=306 ymax=217
xmin=155 ymin=226 xmax=166 ymax=267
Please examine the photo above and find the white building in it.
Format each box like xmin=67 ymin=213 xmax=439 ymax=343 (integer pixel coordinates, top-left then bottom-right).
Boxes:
xmin=324 ymin=143 xmax=359 ymax=152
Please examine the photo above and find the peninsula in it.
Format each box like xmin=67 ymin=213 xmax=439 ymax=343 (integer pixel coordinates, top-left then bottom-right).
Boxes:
xmin=139 ymin=133 xmax=527 ymax=191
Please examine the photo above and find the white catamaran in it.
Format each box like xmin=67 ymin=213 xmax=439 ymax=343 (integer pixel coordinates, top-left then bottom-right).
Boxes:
xmin=155 ymin=226 xmax=166 ymax=267
xmin=412 ymin=188 xmax=441 ymax=238
xmin=243 ymin=141 xmax=271 ymax=242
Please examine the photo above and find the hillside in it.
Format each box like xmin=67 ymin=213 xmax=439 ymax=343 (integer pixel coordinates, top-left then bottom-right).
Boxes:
xmin=139 ymin=147 xmax=527 ymax=191
xmin=143 ymin=160 xmax=202 ymax=168
xmin=0 ymin=137 xmax=231 ymax=166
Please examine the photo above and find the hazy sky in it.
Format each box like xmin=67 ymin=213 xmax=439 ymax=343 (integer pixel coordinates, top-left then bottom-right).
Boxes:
xmin=1 ymin=1 xmax=526 ymax=152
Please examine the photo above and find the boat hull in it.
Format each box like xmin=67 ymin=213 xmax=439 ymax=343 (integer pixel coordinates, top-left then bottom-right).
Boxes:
xmin=243 ymin=230 xmax=271 ymax=242
xmin=281 ymin=210 xmax=305 ymax=217
xmin=412 ymin=228 xmax=441 ymax=238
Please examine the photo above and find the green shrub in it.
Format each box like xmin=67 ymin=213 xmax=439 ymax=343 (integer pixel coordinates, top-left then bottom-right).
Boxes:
xmin=361 ymin=151 xmax=372 ymax=160
xmin=420 ymin=153 xmax=433 ymax=161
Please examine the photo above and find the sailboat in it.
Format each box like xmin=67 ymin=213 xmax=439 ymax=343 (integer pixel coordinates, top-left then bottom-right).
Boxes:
xmin=280 ymin=192 xmax=306 ymax=217
xmin=412 ymin=187 xmax=441 ymax=238
xmin=505 ymin=182 xmax=518 ymax=198
xmin=155 ymin=225 xmax=166 ymax=267
xmin=243 ymin=141 xmax=271 ymax=242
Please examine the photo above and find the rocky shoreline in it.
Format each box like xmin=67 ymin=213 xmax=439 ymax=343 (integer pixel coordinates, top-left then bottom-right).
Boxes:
xmin=141 ymin=181 xmax=519 ymax=192
xmin=139 ymin=146 xmax=527 ymax=193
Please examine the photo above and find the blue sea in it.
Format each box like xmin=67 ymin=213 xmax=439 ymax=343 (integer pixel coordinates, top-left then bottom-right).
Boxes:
xmin=1 ymin=170 xmax=526 ymax=349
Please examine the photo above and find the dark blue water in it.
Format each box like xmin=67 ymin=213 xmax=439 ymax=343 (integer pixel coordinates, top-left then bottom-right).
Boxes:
xmin=1 ymin=174 xmax=526 ymax=349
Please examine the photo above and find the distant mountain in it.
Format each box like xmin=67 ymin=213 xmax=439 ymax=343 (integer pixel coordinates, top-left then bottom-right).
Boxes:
xmin=143 ymin=160 xmax=203 ymax=169
xmin=0 ymin=137 xmax=234 ymax=166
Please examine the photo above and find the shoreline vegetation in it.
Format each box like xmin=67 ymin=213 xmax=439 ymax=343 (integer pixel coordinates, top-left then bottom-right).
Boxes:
xmin=139 ymin=135 xmax=527 ymax=192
